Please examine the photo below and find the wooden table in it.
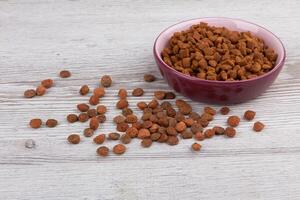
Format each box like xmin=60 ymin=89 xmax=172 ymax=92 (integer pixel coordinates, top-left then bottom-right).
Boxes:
xmin=0 ymin=0 xmax=299 ymax=199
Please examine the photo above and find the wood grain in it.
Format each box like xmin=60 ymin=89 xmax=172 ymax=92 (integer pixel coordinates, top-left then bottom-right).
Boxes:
xmin=0 ymin=0 xmax=300 ymax=199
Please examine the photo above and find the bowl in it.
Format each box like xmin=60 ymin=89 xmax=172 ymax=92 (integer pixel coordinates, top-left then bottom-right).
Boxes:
xmin=153 ymin=17 xmax=286 ymax=104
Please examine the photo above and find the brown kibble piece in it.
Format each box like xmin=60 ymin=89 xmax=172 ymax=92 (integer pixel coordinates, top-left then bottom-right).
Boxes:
xmin=191 ymin=143 xmax=202 ymax=151
xmin=24 ymin=89 xmax=36 ymax=98
xmin=97 ymin=114 xmax=106 ymax=123
xmin=108 ymin=132 xmax=120 ymax=140
xmin=204 ymin=107 xmax=216 ymax=115
xmin=182 ymin=130 xmax=193 ymax=139
xmin=120 ymin=134 xmax=131 ymax=144
xmin=220 ymin=107 xmax=230 ymax=115
xmin=191 ymin=123 xmax=203 ymax=134
xmin=122 ymin=108 xmax=133 ymax=116
xmin=78 ymin=113 xmax=89 ymax=122
xmin=96 ymin=146 xmax=109 ymax=157
xmin=100 ymin=75 xmax=112 ymax=87
xmin=41 ymin=79 xmax=54 ymax=88
xmin=132 ymin=88 xmax=144 ymax=96
xmin=148 ymin=99 xmax=159 ymax=109
xmin=137 ymin=102 xmax=148 ymax=110
xmin=93 ymin=87 xmax=105 ymax=98
xmin=150 ymin=132 xmax=161 ymax=141
xmin=113 ymin=144 xmax=126 ymax=155
xmin=46 ymin=119 xmax=58 ymax=128
xmin=89 ymin=95 xmax=100 ymax=105
xmin=141 ymin=138 xmax=152 ymax=148
xmin=36 ymin=85 xmax=46 ymax=96
xmin=225 ymin=127 xmax=236 ymax=137
xmin=87 ymin=109 xmax=97 ymax=118
xmin=77 ymin=103 xmax=89 ymax=112
xmin=83 ymin=128 xmax=94 ymax=137
xmin=126 ymin=114 xmax=138 ymax=123
xmin=29 ymin=119 xmax=42 ymax=129
xmin=158 ymin=133 xmax=168 ymax=143
xmin=144 ymin=74 xmax=156 ymax=82
xmin=213 ymin=126 xmax=225 ymax=135
xmin=166 ymin=127 xmax=177 ymax=136
xmin=79 ymin=85 xmax=89 ymax=95
xmin=96 ymin=105 xmax=107 ymax=114
xmin=253 ymin=121 xmax=265 ymax=132
xmin=67 ymin=134 xmax=80 ymax=144
xmin=93 ymin=134 xmax=106 ymax=144
xmin=138 ymin=128 xmax=151 ymax=139
xmin=89 ymin=117 xmax=99 ymax=130
xmin=204 ymin=129 xmax=215 ymax=138
xmin=175 ymin=121 xmax=187 ymax=132
xmin=67 ymin=114 xmax=78 ymax=123
xmin=183 ymin=118 xmax=194 ymax=127
xmin=59 ymin=70 xmax=71 ymax=78
xmin=126 ymin=127 xmax=139 ymax=138
xmin=227 ymin=116 xmax=240 ymax=127
xmin=116 ymin=99 xmax=129 ymax=109
xmin=118 ymin=89 xmax=127 ymax=99
xmin=167 ymin=136 xmax=179 ymax=145
xmin=154 ymin=91 xmax=166 ymax=100
xmin=194 ymin=132 xmax=205 ymax=141
xmin=116 ymin=122 xmax=129 ymax=132
xmin=201 ymin=113 xmax=213 ymax=121
xmin=113 ymin=115 xmax=126 ymax=124
xmin=244 ymin=110 xmax=256 ymax=121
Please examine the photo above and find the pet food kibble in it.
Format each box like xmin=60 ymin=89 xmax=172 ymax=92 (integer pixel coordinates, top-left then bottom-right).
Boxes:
xmin=168 ymin=118 xmax=177 ymax=127
xmin=144 ymin=74 xmax=156 ymax=82
xmin=125 ymin=114 xmax=138 ymax=123
xmin=138 ymin=128 xmax=151 ymax=139
xmin=167 ymin=136 xmax=179 ymax=146
xmin=204 ymin=129 xmax=215 ymax=138
xmin=158 ymin=133 xmax=168 ymax=143
xmin=141 ymin=138 xmax=152 ymax=148
xmin=198 ymin=118 xmax=209 ymax=127
xmin=100 ymin=75 xmax=112 ymax=87
xmin=244 ymin=110 xmax=256 ymax=121
xmin=24 ymin=89 xmax=36 ymax=98
xmin=162 ymin=22 xmax=277 ymax=81
xmin=191 ymin=123 xmax=203 ymax=134
xmin=204 ymin=107 xmax=216 ymax=115
xmin=213 ymin=126 xmax=225 ymax=135
xmin=78 ymin=113 xmax=89 ymax=122
xmin=154 ymin=91 xmax=166 ymax=100
xmin=67 ymin=114 xmax=78 ymax=123
xmin=137 ymin=102 xmax=148 ymax=110
xmin=122 ymin=108 xmax=133 ymax=116
xmin=225 ymin=127 xmax=236 ymax=138
xmin=113 ymin=144 xmax=126 ymax=155
xmin=150 ymin=133 xmax=161 ymax=141
xmin=97 ymin=114 xmax=106 ymax=123
xmin=93 ymin=134 xmax=106 ymax=144
xmin=87 ymin=109 xmax=97 ymax=118
xmin=189 ymin=112 xmax=200 ymax=120
xmin=253 ymin=121 xmax=265 ymax=132
xmin=175 ymin=121 xmax=187 ymax=132
xmin=89 ymin=95 xmax=100 ymax=105
xmin=108 ymin=132 xmax=120 ymax=140
xmin=77 ymin=103 xmax=89 ymax=112
xmin=29 ymin=119 xmax=42 ymax=129
xmin=116 ymin=122 xmax=129 ymax=132
xmin=84 ymin=128 xmax=94 ymax=137
xmin=165 ymin=92 xmax=176 ymax=99
xmin=79 ymin=85 xmax=89 ymax=95
xmin=96 ymin=146 xmax=109 ymax=157
xmin=166 ymin=127 xmax=177 ymax=136
xmin=132 ymin=88 xmax=144 ymax=96
xmin=182 ymin=130 xmax=193 ymax=139
xmin=59 ymin=70 xmax=71 ymax=78
xmin=120 ymin=134 xmax=131 ymax=144
xmin=96 ymin=105 xmax=107 ymax=114
xmin=161 ymin=101 xmax=172 ymax=109
xmin=67 ymin=134 xmax=80 ymax=144
xmin=148 ymin=99 xmax=159 ymax=109
xmin=89 ymin=117 xmax=99 ymax=130
xmin=93 ymin=87 xmax=105 ymax=98
xmin=227 ymin=116 xmax=240 ymax=127
xmin=46 ymin=119 xmax=58 ymax=128
xmin=201 ymin=113 xmax=213 ymax=121
xmin=126 ymin=127 xmax=139 ymax=138
xmin=116 ymin=99 xmax=129 ymax=109
xmin=36 ymin=85 xmax=46 ymax=96
xmin=118 ymin=89 xmax=127 ymax=99
xmin=41 ymin=79 xmax=54 ymax=88
xmin=113 ymin=115 xmax=126 ymax=124
xmin=184 ymin=118 xmax=194 ymax=127
xmin=142 ymin=120 xmax=153 ymax=129
xmin=220 ymin=107 xmax=230 ymax=115
xmin=194 ymin=132 xmax=205 ymax=141
xmin=191 ymin=143 xmax=202 ymax=151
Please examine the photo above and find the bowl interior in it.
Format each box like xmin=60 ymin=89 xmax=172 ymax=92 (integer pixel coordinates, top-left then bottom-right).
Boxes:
xmin=155 ymin=17 xmax=285 ymax=69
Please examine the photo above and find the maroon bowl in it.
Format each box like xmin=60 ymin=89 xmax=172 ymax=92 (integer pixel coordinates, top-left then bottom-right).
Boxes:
xmin=153 ymin=17 xmax=286 ymax=104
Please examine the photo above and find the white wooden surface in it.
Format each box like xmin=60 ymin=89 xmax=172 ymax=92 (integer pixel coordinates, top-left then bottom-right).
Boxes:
xmin=0 ymin=0 xmax=300 ymax=199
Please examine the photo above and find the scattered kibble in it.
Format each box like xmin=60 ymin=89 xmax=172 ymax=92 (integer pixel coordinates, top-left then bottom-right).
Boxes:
xmin=89 ymin=95 xmax=100 ymax=105
xmin=100 ymin=75 xmax=112 ymax=87
xmin=77 ymin=103 xmax=89 ymax=112
xmin=141 ymin=138 xmax=152 ymax=147
xmin=89 ymin=117 xmax=99 ymax=130
xmin=113 ymin=144 xmax=126 ymax=155
xmin=93 ymin=134 xmax=106 ymax=144
xmin=79 ymin=85 xmax=90 ymax=95
xmin=253 ymin=121 xmax=265 ymax=132
xmin=120 ymin=134 xmax=132 ymax=144
xmin=59 ymin=70 xmax=71 ymax=78
xmin=41 ymin=79 xmax=54 ymax=88
xmin=118 ymin=89 xmax=127 ymax=99
xmin=224 ymin=127 xmax=236 ymax=138
xmin=67 ymin=134 xmax=80 ymax=144
xmin=45 ymin=119 xmax=58 ymax=128
xmin=108 ymin=132 xmax=120 ymax=140
xmin=220 ymin=107 xmax=230 ymax=115
xmin=84 ymin=128 xmax=94 ymax=137
xmin=227 ymin=116 xmax=240 ymax=127
xmin=144 ymin=74 xmax=156 ymax=82
xmin=191 ymin=143 xmax=202 ymax=151
xmin=132 ymin=88 xmax=144 ymax=96
xmin=78 ymin=113 xmax=89 ymax=122
xmin=36 ymin=85 xmax=46 ymax=96
xmin=96 ymin=146 xmax=109 ymax=157
xmin=24 ymin=89 xmax=36 ymax=98
xmin=244 ymin=110 xmax=256 ymax=121
xmin=67 ymin=114 xmax=78 ymax=123
xmin=93 ymin=87 xmax=105 ymax=98
xmin=29 ymin=119 xmax=42 ymax=129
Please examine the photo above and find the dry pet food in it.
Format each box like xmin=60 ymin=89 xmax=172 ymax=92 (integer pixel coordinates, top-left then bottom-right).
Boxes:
xmin=29 ymin=119 xmax=42 ymax=129
xmin=97 ymin=146 xmax=109 ymax=157
xmin=67 ymin=134 xmax=80 ymax=144
xmin=59 ymin=70 xmax=71 ymax=78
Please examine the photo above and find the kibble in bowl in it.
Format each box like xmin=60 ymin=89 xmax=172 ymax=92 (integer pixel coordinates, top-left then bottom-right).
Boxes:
xmin=154 ymin=17 xmax=285 ymax=104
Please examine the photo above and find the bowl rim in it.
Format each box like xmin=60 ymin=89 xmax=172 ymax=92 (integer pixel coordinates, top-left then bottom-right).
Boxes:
xmin=153 ymin=17 xmax=286 ymax=84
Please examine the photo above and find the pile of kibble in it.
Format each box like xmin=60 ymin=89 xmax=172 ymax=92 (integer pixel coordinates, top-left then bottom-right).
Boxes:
xmin=24 ymin=71 xmax=265 ymax=156
xmin=161 ymin=22 xmax=278 ymax=81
